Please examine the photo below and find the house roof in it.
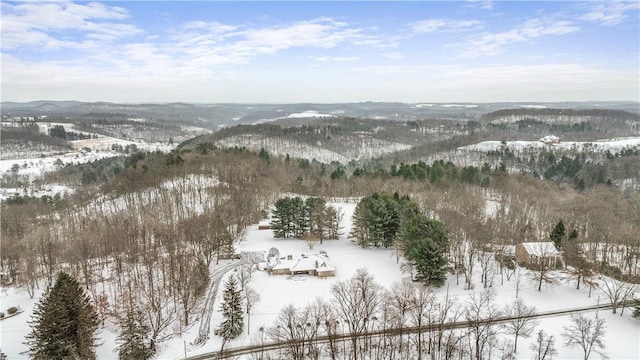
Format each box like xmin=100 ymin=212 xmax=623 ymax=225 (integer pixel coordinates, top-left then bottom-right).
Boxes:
xmin=520 ymin=242 xmax=559 ymax=257
xmin=271 ymin=253 xmax=336 ymax=273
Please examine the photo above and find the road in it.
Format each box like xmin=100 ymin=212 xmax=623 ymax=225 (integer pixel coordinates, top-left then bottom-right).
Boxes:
xmin=185 ymin=300 xmax=634 ymax=360
xmin=191 ymin=260 xmax=242 ymax=347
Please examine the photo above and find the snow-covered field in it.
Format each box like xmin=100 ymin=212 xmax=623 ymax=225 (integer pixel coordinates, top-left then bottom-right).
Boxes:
xmin=461 ymin=136 xmax=640 ymax=153
xmin=1 ymin=201 xmax=638 ymax=360
xmin=286 ymin=110 xmax=334 ymax=118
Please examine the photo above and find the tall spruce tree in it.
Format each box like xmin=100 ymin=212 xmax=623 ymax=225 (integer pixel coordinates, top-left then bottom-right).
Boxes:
xmin=24 ymin=272 xmax=100 ymax=360
xmin=116 ymin=309 xmax=155 ymax=360
xmin=219 ymin=276 xmax=244 ymax=350
xmin=402 ymin=214 xmax=449 ymax=287
xmin=290 ymin=197 xmax=308 ymax=238
xmin=306 ymin=197 xmax=328 ymax=239
xmin=350 ymin=200 xmax=370 ymax=247
xmin=271 ymin=197 xmax=294 ymax=238
xmin=633 ymin=299 xmax=640 ymax=320
xmin=549 ymin=220 xmax=566 ymax=249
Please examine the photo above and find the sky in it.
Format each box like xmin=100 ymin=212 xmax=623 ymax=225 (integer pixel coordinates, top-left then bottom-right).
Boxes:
xmin=1 ymin=1 xmax=639 ymax=103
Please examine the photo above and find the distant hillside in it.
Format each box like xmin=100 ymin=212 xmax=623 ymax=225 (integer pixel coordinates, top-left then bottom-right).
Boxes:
xmin=180 ymin=118 xmax=470 ymax=163
xmin=4 ymin=101 xmax=638 ymax=128
xmin=481 ymin=108 xmax=640 ymax=126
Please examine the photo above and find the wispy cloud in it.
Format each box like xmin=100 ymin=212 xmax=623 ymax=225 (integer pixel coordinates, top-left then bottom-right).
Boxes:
xmin=0 ymin=1 xmax=142 ymax=50
xmin=309 ymin=56 xmax=358 ymax=62
xmin=466 ymin=1 xmax=494 ymax=10
xmin=580 ymin=1 xmax=640 ymax=26
xmin=169 ymin=18 xmax=364 ymax=66
xmin=458 ymin=18 xmax=580 ymax=58
xmin=1 ymin=1 xmax=637 ymax=103
xmin=352 ymin=65 xmax=427 ymax=74
xmin=411 ymin=19 xmax=481 ymax=35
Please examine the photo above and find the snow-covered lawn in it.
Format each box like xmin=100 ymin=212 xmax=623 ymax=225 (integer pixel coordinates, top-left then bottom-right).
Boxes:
xmin=165 ymin=201 xmax=639 ymax=359
xmin=1 ymin=200 xmax=638 ymax=359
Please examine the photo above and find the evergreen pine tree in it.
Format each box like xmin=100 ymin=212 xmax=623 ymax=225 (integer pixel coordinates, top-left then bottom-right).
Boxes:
xmin=116 ymin=309 xmax=155 ymax=360
xmin=402 ymin=214 xmax=449 ymax=287
xmin=549 ymin=220 xmax=566 ymax=249
xmin=306 ymin=197 xmax=327 ymax=239
xmin=24 ymin=272 xmax=100 ymax=360
xmin=568 ymin=228 xmax=579 ymax=240
xmin=271 ymin=197 xmax=293 ymax=238
xmin=219 ymin=276 xmax=244 ymax=348
xmin=350 ymin=200 xmax=370 ymax=247
xmin=291 ymin=197 xmax=308 ymax=238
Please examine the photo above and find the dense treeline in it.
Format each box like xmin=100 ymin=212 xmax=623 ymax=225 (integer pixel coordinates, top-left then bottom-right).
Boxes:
xmin=353 ymin=159 xmax=494 ymax=187
xmin=350 ymin=192 xmax=419 ymax=248
xmin=481 ymin=108 xmax=640 ymax=123
xmin=350 ymin=192 xmax=450 ymax=287
xmin=262 ymin=269 xmax=545 ymax=360
xmin=1 ymin=125 xmax=70 ymax=149
xmin=270 ymin=196 xmax=341 ymax=241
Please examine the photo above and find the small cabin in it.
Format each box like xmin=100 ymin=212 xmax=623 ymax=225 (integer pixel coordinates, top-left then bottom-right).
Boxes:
xmin=515 ymin=242 xmax=561 ymax=269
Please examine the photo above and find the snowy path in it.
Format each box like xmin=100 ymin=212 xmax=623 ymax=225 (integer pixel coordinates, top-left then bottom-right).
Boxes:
xmin=192 ymin=260 xmax=242 ymax=347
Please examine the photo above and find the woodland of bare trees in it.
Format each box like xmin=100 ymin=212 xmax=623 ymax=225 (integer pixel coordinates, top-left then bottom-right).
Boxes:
xmin=2 ymin=138 xmax=638 ymax=354
xmin=256 ymin=270 xmax=562 ymax=360
xmin=1 ymin=148 xmax=287 ymax=347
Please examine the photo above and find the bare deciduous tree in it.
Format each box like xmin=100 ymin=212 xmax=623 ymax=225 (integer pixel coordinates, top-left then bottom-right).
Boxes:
xmin=407 ymin=282 xmax=435 ymax=360
xmin=501 ymin=298 xmax=538 ymax=353
xmin=236 ymin=264 xmax=253 ymax=291
xmin=464 ymin=288 xmax=502 ymax=360
xmin=563 ymin=240 xmax=595 ymax=290
xmin=562 ymin=314 xmax=607 ymax=360
xmin=243 ymin=287 xmax=260 ymax=335
xmin=598 ymin=276 xmax=636 ymax=314
xmin=330 ymin=268 xmax=381 ymax=360
xmin=527 ymin=243 xmax=559 ymax=292
xmin=385 ymin=279 xmax=414 ymax=355
xmin=267 ymin=304 xmax=306 ymax=359
xmin=530 ymin=330 xmax=557 ymax=360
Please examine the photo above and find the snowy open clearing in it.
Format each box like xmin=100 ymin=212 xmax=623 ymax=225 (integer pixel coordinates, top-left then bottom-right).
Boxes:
xmin=1 ymin=200 xmax=638 ymax=359
xmin=461 ymin=136 xmax=640 ymax=153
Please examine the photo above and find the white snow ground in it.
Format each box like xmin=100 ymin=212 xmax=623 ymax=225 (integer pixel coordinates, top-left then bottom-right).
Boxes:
xmin=461 ymin=136 xmax=640 ymax=153
xmin=1 ymin=202 xmax=638 ymax=360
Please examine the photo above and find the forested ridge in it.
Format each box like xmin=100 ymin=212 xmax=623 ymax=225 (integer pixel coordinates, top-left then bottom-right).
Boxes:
xmin=481 ymin=108 xmax=640 ymax=123
xmin=2 ymin=121 xmax=639 ymax=358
